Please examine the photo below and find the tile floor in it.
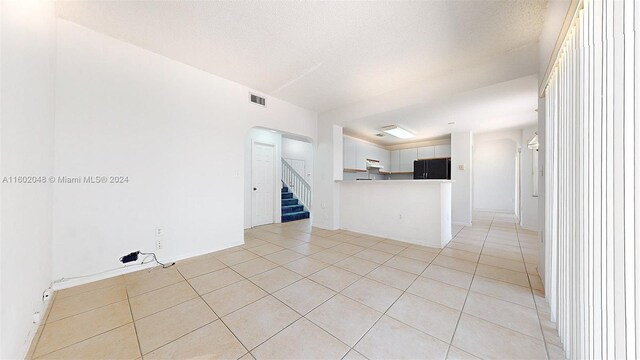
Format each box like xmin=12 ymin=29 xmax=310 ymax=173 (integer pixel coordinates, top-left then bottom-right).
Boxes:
xmin=27 ymin=212 xmax=567 ymax=359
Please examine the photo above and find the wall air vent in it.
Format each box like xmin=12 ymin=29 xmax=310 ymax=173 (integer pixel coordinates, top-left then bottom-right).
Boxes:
xmin=250 ymin=93 xmax=266 ymax=107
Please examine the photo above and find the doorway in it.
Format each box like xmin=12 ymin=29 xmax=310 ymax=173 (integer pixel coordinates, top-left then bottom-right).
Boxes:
xmin=251 ymin=141 xmax=275 ymax=227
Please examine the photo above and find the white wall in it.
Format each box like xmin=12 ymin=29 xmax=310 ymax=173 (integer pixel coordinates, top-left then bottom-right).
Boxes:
xmin=0 ymin=1 xmax=56 ymax=357
xmin=520 ymin=126 xmax=539 ymax=230
xmin=473 ymin=131 xmax=520 ymax=213
xmin=312 ymin=121 xmax=342 ymax=230
xmin=52 ymin=20 xmax=316 ymax=282
xmin=282 ymin=136 xmax=313 ymax=183
xmin=451 ymin=132 xmax=473 ymax=225
xmin=244 ymin=128 xmax=282 ymax=229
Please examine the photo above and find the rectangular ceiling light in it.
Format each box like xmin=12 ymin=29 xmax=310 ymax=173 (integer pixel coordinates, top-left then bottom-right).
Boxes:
xmin=381 ymin=125 xmax=416 ymax=139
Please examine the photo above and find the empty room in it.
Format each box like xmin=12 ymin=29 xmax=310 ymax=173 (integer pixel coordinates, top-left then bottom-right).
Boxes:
xmin=1 ymin=0 xmax=638 ymax=359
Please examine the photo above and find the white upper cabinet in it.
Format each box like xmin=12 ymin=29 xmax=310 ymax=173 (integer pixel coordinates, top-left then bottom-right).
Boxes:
xmin=343 ymin=136 xmax=357 ymax=169
xmin=399 ymin=148 xmax=418 ymax=172
xmin=417 ymin=146 xmax=435 ymax=159
xmin=434 ymin=144 xmax=452 ymax=158
xmin=390 ymin=150 xmax=400 ymax=172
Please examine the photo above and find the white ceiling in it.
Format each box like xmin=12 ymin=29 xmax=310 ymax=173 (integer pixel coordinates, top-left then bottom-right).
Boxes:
xmin=343 ymin=75 xmax=539 ymax=146
xmin=56 ymin=1 xmax=548 ymax=113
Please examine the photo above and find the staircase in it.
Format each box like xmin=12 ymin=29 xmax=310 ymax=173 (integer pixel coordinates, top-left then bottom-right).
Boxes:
xmin=281 ymin=185 xmax=310 ymax=222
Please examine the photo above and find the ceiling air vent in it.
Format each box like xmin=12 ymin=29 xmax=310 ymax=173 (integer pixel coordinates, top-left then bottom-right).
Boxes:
xmin=250 ymin=93 xmax=266 ymax=107
xmin=375 ymin=133 xmax=385 ymax=137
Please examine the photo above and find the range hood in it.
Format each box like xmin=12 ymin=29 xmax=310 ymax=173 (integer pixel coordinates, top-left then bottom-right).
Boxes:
xmin=366 ymin=159 xmax=384 ymax=169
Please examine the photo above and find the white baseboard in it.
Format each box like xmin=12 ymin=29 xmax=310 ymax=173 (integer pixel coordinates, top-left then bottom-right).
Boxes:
xmin=452 ymin=221 xmax=472 ymax=226
xmin=51 ymin=241 xmax=244 ymax=291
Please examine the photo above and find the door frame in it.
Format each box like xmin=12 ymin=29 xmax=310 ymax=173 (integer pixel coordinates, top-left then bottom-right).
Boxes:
xmin=251 ymin=140 xmax=277 ymax=227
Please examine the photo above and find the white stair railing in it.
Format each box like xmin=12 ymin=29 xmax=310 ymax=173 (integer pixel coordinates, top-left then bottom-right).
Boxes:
xmin=281 ymin=158 xmax=311 ymax=211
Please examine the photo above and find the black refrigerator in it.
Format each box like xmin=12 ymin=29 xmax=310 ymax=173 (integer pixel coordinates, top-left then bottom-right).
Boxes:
xmin=413 ymin=158 xmax=451 ymax=179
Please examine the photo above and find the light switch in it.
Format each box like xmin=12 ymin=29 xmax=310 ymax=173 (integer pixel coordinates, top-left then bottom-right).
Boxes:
xmin=458 ymin=164 xmax=465 ymax=170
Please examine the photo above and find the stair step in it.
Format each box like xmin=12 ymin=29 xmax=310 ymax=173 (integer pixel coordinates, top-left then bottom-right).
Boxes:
xmin=282 ymin=204 xmax=304 ymax=214
xmin=281 ymin=211 xmax=310 ymax=223
xmin=282 ymin=198 xmax=298 ymax=206
xmin=281 ymin=187 xmax=289 ymax=193
xmin=282 ymin=192 xmax=293 ymax=199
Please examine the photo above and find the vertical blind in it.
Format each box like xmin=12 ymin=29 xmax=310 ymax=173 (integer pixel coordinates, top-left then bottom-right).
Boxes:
xmin=543 ymin=0 xmax=637 ymax=359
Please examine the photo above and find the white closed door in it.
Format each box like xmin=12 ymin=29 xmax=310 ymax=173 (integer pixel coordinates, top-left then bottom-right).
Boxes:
xmin=252 ymin=142 xmax=275 ymax=227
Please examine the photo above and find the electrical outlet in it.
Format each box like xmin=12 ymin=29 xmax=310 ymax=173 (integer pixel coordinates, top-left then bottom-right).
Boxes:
xmin=156 ymin=239 xmax=163 ymax=251
xmin=155 ymin=227 xmax=164 ymax=237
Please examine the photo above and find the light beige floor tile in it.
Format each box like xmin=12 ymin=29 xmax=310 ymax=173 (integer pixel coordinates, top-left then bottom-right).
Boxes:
xmin=343 ymin=349 xmax=369 ymax=360
xmin=144 ymin=320 xmax=246 ymax=359
xmin=175 ymin=255 xmax=226 ymax=279
xmin=439 ymin=248 xmax=480 ymax=262
xmin=475 ymin=264 xmax=530 ymax=287
xmin=480 ymin=246 xmax=522 ymax=261
xmin=407 ymin=277 xmax=468 ymax=310
xmin=251 ymin=318 xmax=349 ymax=359
xmin=35 ymin=300 xmax=132 ymax=357
xmin=365 ymin=266 xmax=417 ymax=290
xmin=56 ymin=276 xmax=125 ymax=300
xmin=38 ymin=323 xmax=139 ymax=360
xmin=231 ymin=257 xmax=278 ymax=278
xmin=452 ymin=314 xmax=547 ymax=359
xmin=479 ymin=254 xmax=526 ymax=273
xmin=223 ymin=296 xmax=300 ymax=350
xmin=355 ymin=315 xmax=448 ymax=360
xmin=463 ymin=292 xmax=542 ymax=339
xmin=547 ymin=343 xmax=567 ymax=360
xmin=383 ymin=255 xmax=429 ymax=274
xmin=397 ymin=248 xmax=438 ymax=262
xmin=129 ymin=281 xmax=198 ymax=320
xmin=387 ymin=293 xmax=460 ymax=343
xmin=135 ymin=297 xmax=216 ymax=354
xmin=262 ymin=249 xmax=305 ymax=265
xmin=306 ymin=294 xmax=381 ymax=347
xmin=243 ymin=238 xmax=269 ymax=249
xmin=342 ymin=277 xmax=403 ymax=312
xmin=283 ymin=257 xmax=329 ymax=276
xmin=187 ymin=268 xmax=243 ymax=295
xmin=432 ymin=255 xmax=477 ymax=274
xmin=246 ymin=243 xmax=284 ymax=256
xmin=216 ymin=250 xmax=259 ymax=266
xmin=309 ymin=249 xmax=350 ymax=264
xmin=249 ymin=266 xmax=302 ymax=293
xmin=331 ymin=243 xmax=366 ymax=255
xmin=370 ymin=242 xmax=406 ymax=255
xmin=446 ymin=242 xmax=483 ymax=254
xmin=308 ymin=266 xmax=361 ymax=292
xmin=309 ymin=238 xmax=343 ymax=248
xmin=446 ymin=346 xmax=481 ymax=360
xmin=289 ymin=243 xmax=326 ymax=255
xmin=529 ymin=274 xmax=544 ymax=291
xmin=202 ymin=279 xmax=267 ymax=316
xmin=273 ymin=278 xmax=335 ymax=315
xmin=125 ymin=267 xmax=185 ymax=297
xmin=334 ymin=257 xmax=379 ymax=276
xmin=48 ymin=285 xmax=127 ymax=323
xmin=354 ymin=249 xmax=394 ymax=264
xmin=421 ymin=264 xmax=473 ymax=289
xmin=470 ymin=276 xmax=535 ymax=308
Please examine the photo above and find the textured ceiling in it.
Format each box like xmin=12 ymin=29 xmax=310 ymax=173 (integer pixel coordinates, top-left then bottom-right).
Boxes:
xmin=56 ymin=1 xmax=548 ymax=113
xmin=343 ymin=75 xmax=539 ymax=145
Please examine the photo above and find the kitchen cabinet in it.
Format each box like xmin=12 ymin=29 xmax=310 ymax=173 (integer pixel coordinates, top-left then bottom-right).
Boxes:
xmin=417 ymin=146 xmax=435 ymax=159
xmin=399 ymin=148 xmax=418 ymax=172
xmin=434 ymin=144 xmax=451 ymax=158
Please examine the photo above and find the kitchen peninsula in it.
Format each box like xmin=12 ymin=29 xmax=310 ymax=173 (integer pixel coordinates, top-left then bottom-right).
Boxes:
xmin=338 ymin=179 xmax=452 ymax=248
